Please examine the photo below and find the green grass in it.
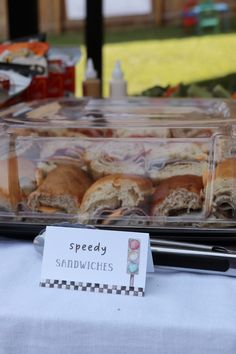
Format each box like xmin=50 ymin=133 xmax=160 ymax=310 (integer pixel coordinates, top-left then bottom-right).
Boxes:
xmin=48 ymin=25 xmax=236 ymax=97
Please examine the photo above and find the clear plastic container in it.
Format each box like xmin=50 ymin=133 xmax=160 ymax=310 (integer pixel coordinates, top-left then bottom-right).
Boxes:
xmin=1 ymin=135 xmax=209 ymax=228
xmin=0 ymin=97 xmax=236 ymax=230
xmin=85 ymin=97 xmax=233 ymax=118
xmin=204 ymin=135 xmax=236 ymax=226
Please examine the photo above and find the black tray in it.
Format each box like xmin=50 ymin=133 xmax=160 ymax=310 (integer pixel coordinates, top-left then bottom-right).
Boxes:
xmin=1 ymin=222 xmax=236 ymax=245
xmin=2 ymin=223 xmax=236 ymax=271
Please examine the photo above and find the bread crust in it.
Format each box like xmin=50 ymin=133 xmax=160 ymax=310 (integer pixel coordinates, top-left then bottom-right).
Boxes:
xmin=80 ymin=173 xmax=153 ymax=214
xmin=81 ymin=173 xmax=152 ymax=202
xmin=151 ymin=175 xmax=203 ymax=214
xmin=28 ymin=164 xmax=92 ymax=213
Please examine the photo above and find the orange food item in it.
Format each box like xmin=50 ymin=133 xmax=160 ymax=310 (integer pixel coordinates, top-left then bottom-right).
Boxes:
xmin=0 ymin=42 xmax=48 ymax=57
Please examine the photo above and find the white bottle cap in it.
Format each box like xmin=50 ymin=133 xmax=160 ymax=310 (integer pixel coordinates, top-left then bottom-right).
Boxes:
xmin=85 ymin=58 xmax=97 ymax=79
xmin=112 ymin=60 xmax=124 ymax=80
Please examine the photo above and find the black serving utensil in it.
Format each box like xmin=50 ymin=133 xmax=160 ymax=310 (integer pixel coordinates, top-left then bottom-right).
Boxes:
xmin=151 ymin=238 xmax=236 ymax=276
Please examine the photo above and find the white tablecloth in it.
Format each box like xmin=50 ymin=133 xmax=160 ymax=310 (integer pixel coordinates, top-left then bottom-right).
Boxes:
xmin=1 ymin=239 xmax=236 ymax=354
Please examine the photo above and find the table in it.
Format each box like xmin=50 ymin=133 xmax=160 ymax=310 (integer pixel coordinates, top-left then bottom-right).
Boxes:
xmin=1 ymin=239 xmax=236 ymax=354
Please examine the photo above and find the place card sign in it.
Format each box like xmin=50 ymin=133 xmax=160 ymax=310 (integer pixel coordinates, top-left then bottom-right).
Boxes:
xmin=40 ymin=226 xmax=151 ymax=297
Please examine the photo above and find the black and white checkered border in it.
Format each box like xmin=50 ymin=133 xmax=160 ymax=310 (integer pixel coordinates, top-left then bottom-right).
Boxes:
xmin=40 ymin=279 xmax=144 ymax=296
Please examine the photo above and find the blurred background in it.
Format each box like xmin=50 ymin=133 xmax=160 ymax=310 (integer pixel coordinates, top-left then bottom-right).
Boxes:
xmin=0 ymin=0 xmax=236 ymax=97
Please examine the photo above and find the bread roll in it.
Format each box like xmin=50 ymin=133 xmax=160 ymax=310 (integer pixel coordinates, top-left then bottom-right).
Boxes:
xmin=80 ymin=174 xmax=152 ymax=221
xmin=146 ymin=142 xmax=208 ymax=183
xmin=151 ymin=175 xmax=204 ymax=217
xmin=28 ymin=164 xmax=92 ymax=213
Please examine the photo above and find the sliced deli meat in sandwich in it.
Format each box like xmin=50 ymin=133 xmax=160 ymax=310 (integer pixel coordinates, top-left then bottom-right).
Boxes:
xmin=212 ymin=158 xmax=236 ymax=219
xmin=28 ymin=164 xmax=92 ymax=214
xmin=151 ymin=175 xmax=204 ymax=217
xmin=80 ymin=174 xmax=152 ymax=223
xmin=84 ymin=142 xmax=147 ymax=180
xmin=145 ymin=142 xmax=208 ymax=184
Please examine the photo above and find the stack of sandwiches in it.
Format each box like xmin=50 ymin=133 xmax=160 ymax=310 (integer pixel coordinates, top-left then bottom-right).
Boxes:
xmin=0 ymin=137 xmax=210 ymax=227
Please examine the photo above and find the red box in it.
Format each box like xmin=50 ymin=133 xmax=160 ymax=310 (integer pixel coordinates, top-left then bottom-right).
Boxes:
xmin=47 ymin=72 xmax=64 ymax=98
xmin=47 ymin=59 xmax=64 ymax=98
xmin=26 ymin=76 xmax=48 ymax=101
xmin=64 ymin=66 xmax=75 ymax=94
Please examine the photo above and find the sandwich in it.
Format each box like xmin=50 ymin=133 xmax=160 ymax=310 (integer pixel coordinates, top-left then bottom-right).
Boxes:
xmin=212 ymin=158 xmax=236 ymax=219
xmin=38 ymin=140 xmax=91 ymax=169
xmin=145 ymin=142 xmax=208 ymax=184
xmin=28 ymin=164 xmax=92 ymax=214
xmin=151 ymin=175 xmax=204 ymax=217
xmin=79 ymin=173 xmax=152 ymax=223
xmin=84 ymin=142 xmax=147 ymax=180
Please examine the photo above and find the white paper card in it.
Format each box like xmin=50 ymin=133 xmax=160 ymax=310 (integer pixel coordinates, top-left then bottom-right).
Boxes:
xmin=40 ymin=226 xmax=151 ymax=296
